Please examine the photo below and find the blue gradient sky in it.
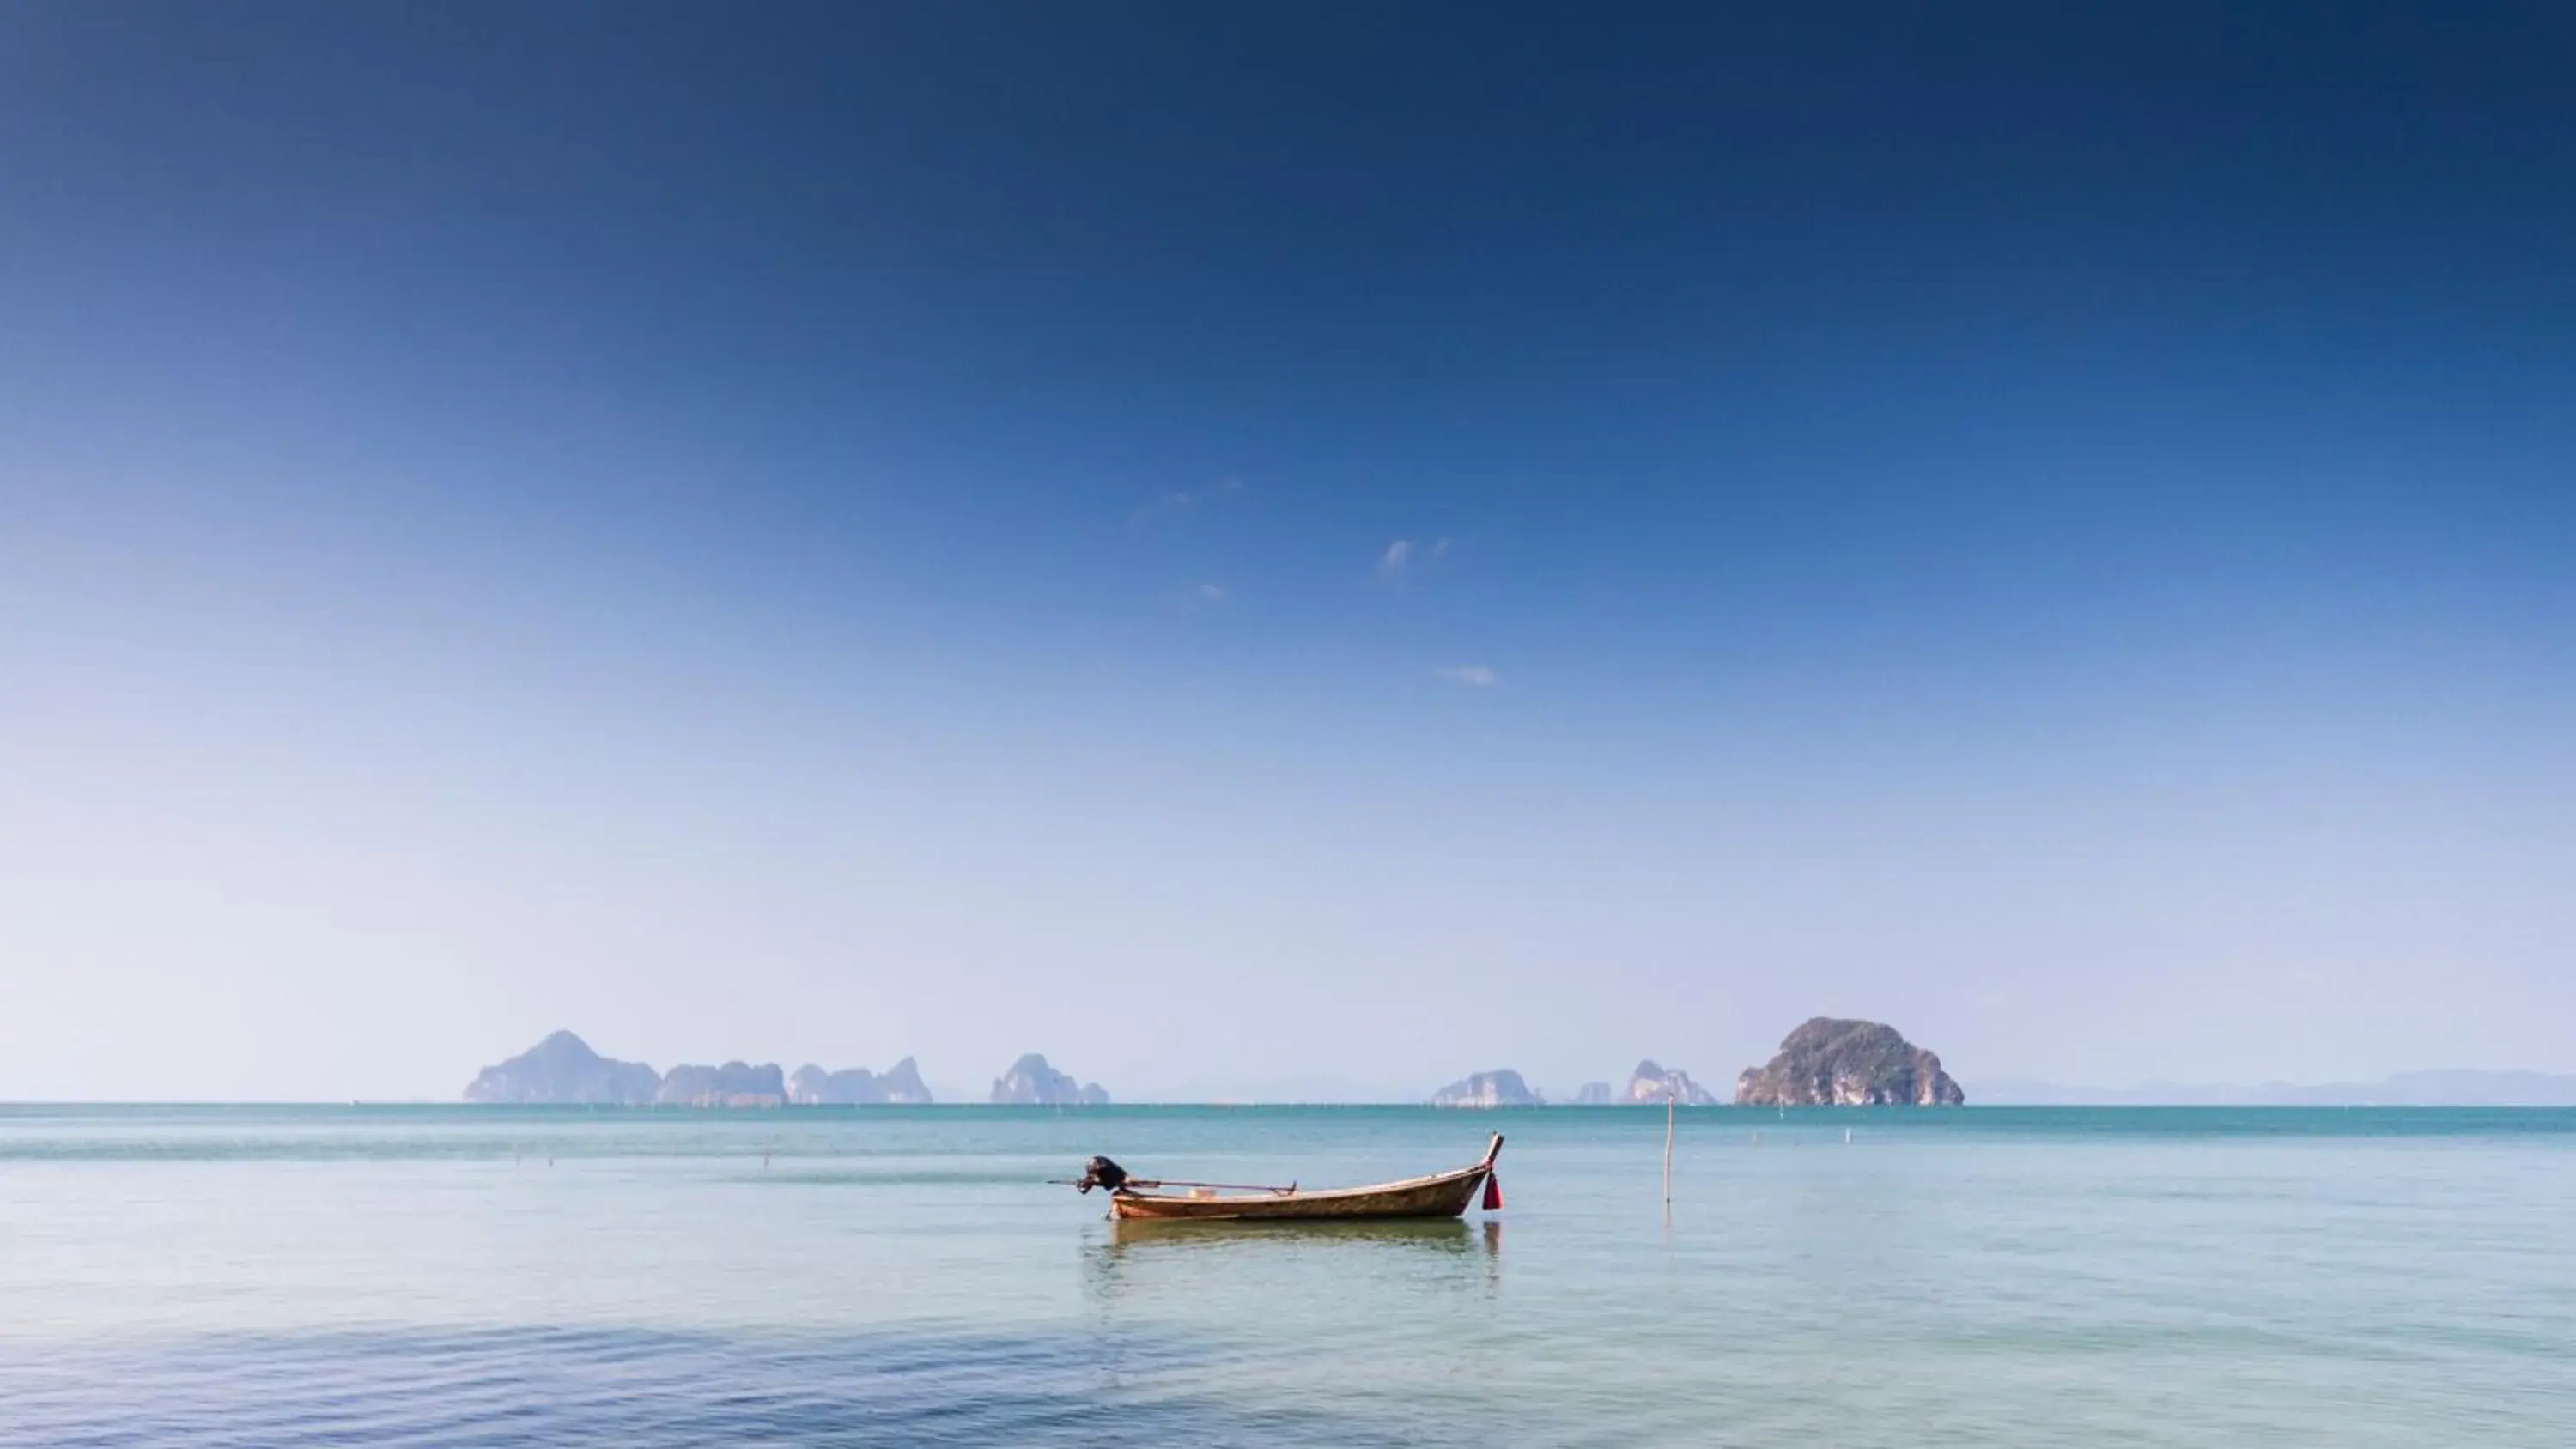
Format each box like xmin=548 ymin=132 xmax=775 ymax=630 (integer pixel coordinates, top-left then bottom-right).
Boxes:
xmin=3 ymin=3 xmax=2572 ymax=1100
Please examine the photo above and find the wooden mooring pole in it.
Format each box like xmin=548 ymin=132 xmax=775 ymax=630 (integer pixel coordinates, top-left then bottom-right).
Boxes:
xmin=1662 ymin=1087 xmax=1676 ymax=1210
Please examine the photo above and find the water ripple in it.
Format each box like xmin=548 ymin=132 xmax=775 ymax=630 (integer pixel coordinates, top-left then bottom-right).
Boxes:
xmin=0 ymin=1327 xmax=1411 ymax=1449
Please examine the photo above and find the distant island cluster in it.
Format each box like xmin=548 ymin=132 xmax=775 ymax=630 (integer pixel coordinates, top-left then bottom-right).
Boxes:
xmin=463 ymin=1032 xmax=1108 ymax=1106
xmin=461 ymin=1017 xmax=1960 ymax=1108
xmin=1433 ymin=1018 xmax=1965 ymax=1108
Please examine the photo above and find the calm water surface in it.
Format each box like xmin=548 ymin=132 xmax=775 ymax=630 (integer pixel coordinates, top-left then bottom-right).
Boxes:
xmin=5 ymin=1106 xmax=2573 ymax=1446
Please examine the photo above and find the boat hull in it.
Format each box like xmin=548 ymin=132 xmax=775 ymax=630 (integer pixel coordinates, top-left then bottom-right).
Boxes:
xmin=1106 ymin=1138 xmax=1500 ymax=1222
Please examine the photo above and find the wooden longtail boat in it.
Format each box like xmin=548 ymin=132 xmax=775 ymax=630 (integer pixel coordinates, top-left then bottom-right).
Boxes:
xmin=1072 ymin=1133 xmax=1504 ymax=1222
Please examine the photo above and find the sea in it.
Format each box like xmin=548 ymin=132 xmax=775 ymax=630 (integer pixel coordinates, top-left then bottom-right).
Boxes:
xmin=4 ymin=1105 xmax=2572 ymax=1447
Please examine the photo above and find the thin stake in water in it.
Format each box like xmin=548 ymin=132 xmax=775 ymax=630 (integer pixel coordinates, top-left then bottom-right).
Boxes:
xmin=1662 ymin=1086 xmax=1675 ymax=1212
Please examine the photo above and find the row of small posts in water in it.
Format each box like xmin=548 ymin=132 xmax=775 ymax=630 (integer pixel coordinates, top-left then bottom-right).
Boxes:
xmin=1661 ymin=1094 xmax=1856 ymax=1216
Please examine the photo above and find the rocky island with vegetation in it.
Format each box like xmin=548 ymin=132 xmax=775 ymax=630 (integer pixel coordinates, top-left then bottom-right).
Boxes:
xmin=1625 ymin=1059 xmax=1720 ymax=1105
xmin=1734 ymin=1018 xmax=1964 ymax=1105
xmin=1430 ymin=1069 xmax=1541 ymax=1107
xmin=989 ymin=1053 xmax=1109 ymax=1105
xmin=462 ymin=1030 xmax=663 ymax=1105
xmin=787 ymin=1058 xmax=933 ymax=1105
xmin=655 ymin=1061 xmax=787 ymax=1107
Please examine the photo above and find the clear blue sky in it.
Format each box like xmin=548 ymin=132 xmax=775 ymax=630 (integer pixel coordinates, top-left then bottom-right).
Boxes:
xmin=3 ymin=3 xmax=2571 ymax=1100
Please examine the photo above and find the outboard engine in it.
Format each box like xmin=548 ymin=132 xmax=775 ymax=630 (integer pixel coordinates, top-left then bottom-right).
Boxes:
xmin=1074 ymin=1155 xmax=1130 ymax=1194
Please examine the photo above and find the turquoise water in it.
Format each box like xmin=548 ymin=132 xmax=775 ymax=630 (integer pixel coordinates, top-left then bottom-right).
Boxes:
xmin=6 ymin=1106 xmax=2573 ymax=1446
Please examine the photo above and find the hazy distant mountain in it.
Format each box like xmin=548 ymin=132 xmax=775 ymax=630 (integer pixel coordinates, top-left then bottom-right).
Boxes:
xmin=785 ymin=1057 xmax=934 ymax=1105
xmin=1625 ymin=1060 xmax=1720 ymax=1106
xmin=1430 ymin=1069 xmax=1540 ymax=1108
xmin=875 ymin=1057 xmax=933 ymax=1102
xmin=1735 ymin=1019 xmax=1965 ymax=1106
xmin=463 ymin=1034 xmax=936 ymax=1108
xmin=1569 ymin=1082 xmax=1615 ymax=1106
xmin=462 ymin=1031 xmax=659 ymax=1105
xmin=990 ymin=1053 xmax=1109 ymax=1106
xmin=656 ymin=1061 xmax=787 ymax=1107
xmin=1971 ymin=1070 xmax=2576 ymax=1106
xmin=787 ymin=1064 xmax=866 ymax=1104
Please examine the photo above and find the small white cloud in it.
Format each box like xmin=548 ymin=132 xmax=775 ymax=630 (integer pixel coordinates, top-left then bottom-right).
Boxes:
xmin=1376 ymin=538 xmax=1415 ymax=581
xmin=1133 ymin=476 xmax=1245 ymax=525
xmin=1194 ymin=582 xmax=1230 ymax=604
xmin=1430 ymin=537 xmax=1452 ymax=561
xmin=1434 ymin=664 xmax=1498 ymax=687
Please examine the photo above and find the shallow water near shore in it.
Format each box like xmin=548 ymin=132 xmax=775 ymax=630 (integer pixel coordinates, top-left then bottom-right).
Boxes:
xmin=6 ymin=1105 xmax=2573 ymax=1446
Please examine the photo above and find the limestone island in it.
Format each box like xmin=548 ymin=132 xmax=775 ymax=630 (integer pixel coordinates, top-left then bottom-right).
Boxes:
xmin=1734 ymin=1018 xmax=1965 ymax=1105
xmin=787 ymin=1058 xmax=933 ymax=1105
xmin=1625 ymin=1059 xmax=1720 ymax=1105
xmin=1430 ymin=1069 xmax=1540 ymax=1107
xmin=463 ymin=1030 xmax=660 ymax=1105
xmin=656 ymin=1061 xmax=787 ymax=1107
xmin=990 ymin=1053 xmax=1109 ymax=1105
xmin=461 ymin=1031 xmax=936 ymax=1106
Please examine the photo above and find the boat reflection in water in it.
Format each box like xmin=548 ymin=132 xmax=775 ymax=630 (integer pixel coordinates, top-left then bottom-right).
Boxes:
xmin=1084 ymin=1216 xmax=1502 ymax=1301
xmin=1105 ymin=1216 xmax=1487 ymax=1252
